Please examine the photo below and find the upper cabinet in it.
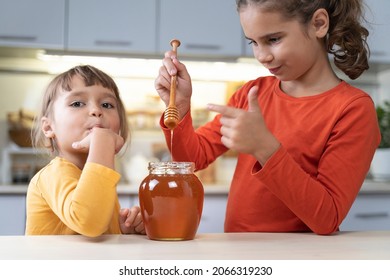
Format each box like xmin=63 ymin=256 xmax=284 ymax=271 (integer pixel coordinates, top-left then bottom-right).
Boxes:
xmin=2 ymin=0 xmax=389 ymax=63
xmin=158 ymin=0 xmax=243 ymax=58
xmin=0 ymin=0 xmax=247 ymax=58
xmin=0 ymin=0 xmax=65 ymax=49
xmin=67 ymin=0 xmax=157 ymax=54
xmin=364 ymin=0 xmax=390 ymax=63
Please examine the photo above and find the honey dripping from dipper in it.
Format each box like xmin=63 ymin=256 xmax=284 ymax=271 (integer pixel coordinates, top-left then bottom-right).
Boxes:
xmin=163 ymin=39 xmax=181 ymax=161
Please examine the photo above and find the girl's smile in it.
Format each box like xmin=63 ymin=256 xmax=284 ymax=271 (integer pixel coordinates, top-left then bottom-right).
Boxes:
xmin=268 ymin=66 xmax=281 ymax=75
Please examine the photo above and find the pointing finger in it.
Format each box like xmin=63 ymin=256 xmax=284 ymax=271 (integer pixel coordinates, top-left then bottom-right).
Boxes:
xmin=207 ymin=103 xmax=240 ymax=117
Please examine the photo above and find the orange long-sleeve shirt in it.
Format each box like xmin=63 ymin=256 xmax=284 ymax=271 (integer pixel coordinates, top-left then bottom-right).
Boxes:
xmin=162 ymin=76 xmax=380 ymax=234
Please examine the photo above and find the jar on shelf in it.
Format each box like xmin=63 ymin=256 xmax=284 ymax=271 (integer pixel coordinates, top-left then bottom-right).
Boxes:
xmin=139 ymin=162 xmax=204 ymax=241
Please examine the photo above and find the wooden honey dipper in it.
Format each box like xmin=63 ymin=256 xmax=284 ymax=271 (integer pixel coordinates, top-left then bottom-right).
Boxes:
xmin=163 ymin=39 xmax=181 ymax=130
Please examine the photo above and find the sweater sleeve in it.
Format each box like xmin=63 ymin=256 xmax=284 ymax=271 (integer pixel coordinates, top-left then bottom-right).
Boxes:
xmin=159 ymin=79 xmax=258 ymax=170
xmin=43 ymin=161 xmax=121 ymax=237
xmin=161 ymin=111 xmax=228 ymax=170
xmin=254 ymin=96 xmax=380 ymax=234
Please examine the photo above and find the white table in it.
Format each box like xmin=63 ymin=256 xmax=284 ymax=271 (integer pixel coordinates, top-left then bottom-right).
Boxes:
xmin=1 ymin=231 xmax=389 ymax=260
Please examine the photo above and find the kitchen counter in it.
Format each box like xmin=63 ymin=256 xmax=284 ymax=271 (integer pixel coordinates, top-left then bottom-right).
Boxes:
xmin=0 ymin=183 xmax=229 ymax=195
xmin=1 ymin=180 xmax=389 ymax=195
xmin=0 ymin=231 xmax=389 ymax=260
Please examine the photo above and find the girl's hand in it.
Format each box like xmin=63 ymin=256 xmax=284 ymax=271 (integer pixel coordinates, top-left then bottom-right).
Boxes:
xmin=207 ymin=86 xmax=280 ymax=165
xmin=119 ymin=206 xmax=145 ymax=235
xmin=72 ymin=127 xmax=124 ymax=154
xmin=72 ymin=127 xmax=125 ymax=169
xmin=155 ymin=50 xmax=193 ymax=120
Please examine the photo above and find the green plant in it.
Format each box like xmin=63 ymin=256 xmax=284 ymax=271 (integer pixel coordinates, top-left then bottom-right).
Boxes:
xmin=376 ymin=100 xmax=390 ymax=148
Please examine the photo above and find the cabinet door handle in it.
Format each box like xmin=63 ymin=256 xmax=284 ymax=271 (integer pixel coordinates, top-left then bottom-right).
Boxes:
xmin=94 ymin=40 xmax=132 ymax=47
xmin=185 ymin=43 xmax=221 ymax=51
xmin=355 ymin=212 xmax=389 ymax=219
xmin=0 ymin=35 xmax=37 ymax=42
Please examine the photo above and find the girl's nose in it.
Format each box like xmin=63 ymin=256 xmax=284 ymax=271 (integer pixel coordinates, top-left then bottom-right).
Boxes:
xmin=255 ymin=48 xmax=273 ymax=64
xmin=89 ymin=105 xmax=103 ymax=117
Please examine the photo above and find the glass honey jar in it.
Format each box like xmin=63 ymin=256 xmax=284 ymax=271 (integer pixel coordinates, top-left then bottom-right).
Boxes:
xmin=139 ymin=162 xmax=204 ymax=241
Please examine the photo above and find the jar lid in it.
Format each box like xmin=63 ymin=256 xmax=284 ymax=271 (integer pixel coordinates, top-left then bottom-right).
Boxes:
xmin=148 ymin=161 xmax=195 ymax=174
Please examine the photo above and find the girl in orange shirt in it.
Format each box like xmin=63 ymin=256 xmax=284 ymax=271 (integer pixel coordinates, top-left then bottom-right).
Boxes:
xmin=155 ymin=0 xmax=381 ymax=234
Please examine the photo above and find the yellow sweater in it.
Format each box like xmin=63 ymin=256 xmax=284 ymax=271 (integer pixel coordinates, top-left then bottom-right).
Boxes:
xmin=25 ymin=157 xmax=122 ymax=237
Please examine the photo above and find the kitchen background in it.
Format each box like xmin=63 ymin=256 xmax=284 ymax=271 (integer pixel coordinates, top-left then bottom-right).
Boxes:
xmin=1 ymin=0 xmax=390 ymax=234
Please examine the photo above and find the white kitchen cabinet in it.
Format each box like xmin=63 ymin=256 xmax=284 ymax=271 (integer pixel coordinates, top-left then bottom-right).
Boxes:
xmin=118 ymin=194 xmax=139 ymax=209
xmin=198 ymin=193 xmax=228 ymax=233
xmin=0 ymin=191 xmax=138 ymax=236
xmin=0 ymin=0 xmax=65 ymax=49
xmin=364 ymin=0 xmax=390 ymax=63
xmin=67 ymin=0 xmax=157 ymax=54
xmin=119 ymin=192 xmax=228 ymax=233
xmin=0 ymin=195 xmax=26 ymax=235
xmin=159 ymin=0 xmax=243 ymax=58
xmin=118 ymin=195 xmax=132 ymax=209
xmin=340 ymin=193 xmax=390 ymax=231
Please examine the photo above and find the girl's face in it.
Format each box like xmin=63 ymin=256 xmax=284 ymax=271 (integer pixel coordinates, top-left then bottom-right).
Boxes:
xmin=239 ymin=6 xmax=326 ymax=83
xmin=45 ymin=75 xmax=121 ymax=157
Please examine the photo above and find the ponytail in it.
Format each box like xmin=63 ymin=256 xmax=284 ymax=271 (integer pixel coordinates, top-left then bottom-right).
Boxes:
xmin=326 ymin=0 xmax=370 ymax=79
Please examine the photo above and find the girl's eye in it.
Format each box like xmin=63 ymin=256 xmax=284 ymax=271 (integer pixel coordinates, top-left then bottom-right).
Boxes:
xmin=70 ymin=101 xmax=84 ymax=107
xmin=102 ymin=103 xmax=114 ymax=109
xmin=268 ymin=37 xmax=281 ymax=44
xmin=248 ymin=40 xmax=257 ymax=46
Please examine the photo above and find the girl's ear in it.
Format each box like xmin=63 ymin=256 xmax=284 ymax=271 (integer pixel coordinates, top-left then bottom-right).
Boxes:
xmin=312 ymin=8 xmax=329 ymax=39
xmin=41 ymin=117 xmax=55 ymax=138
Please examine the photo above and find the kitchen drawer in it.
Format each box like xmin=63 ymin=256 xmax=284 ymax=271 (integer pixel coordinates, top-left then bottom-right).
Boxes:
xmin=198 ymin=193 xmax=228 ymax=233
xmin=118 ymin=194 xmax=139 ymax=209
xmin=119 ymin=189 xmax=228 ymax=233
xmin=0 ymin=194 xmax=26 ymax=235
xmin=340 ymin=194 xmax=390 ymax=231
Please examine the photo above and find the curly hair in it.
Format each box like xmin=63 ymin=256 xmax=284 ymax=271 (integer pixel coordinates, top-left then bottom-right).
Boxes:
xmin=236 ymin=0 xmax=370 ymax=79
xmin=32 ymin=65 xmax=129 ymax=154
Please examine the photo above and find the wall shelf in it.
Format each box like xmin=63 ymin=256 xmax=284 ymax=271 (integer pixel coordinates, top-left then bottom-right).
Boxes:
xmin=1 ymin=144 xmax=49 ymax=184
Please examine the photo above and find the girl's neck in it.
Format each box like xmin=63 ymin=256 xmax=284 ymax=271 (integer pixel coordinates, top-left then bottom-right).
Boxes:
xmin=281 ymin=55 xmax=341 ymax=98
xmin=58 ymin=151 xmax=87 ymax=170
xmin=280 ymin=73 xmax=341 ymax=98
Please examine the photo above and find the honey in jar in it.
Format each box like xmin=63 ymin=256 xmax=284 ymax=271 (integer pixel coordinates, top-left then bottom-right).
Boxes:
xmin=139 ymin=162 xmax=204 ymax=241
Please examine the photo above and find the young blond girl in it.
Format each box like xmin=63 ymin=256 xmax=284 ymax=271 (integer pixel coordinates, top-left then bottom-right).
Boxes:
xmin=155 ymin=0 xmax=381 ymax=234
xmin=26 ymin=65 xmax=145 ymax=237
